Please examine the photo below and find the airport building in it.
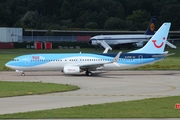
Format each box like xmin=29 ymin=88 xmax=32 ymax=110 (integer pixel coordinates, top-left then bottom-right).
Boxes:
xmin=0 ymin=28 xmax=22 ymax=49
xmin=0 ymin=27 xmax=180 ymax=49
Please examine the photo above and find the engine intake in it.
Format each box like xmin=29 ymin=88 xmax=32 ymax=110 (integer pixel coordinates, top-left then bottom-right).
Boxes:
xmin=135 ymin=42 xmax=144 ymax=47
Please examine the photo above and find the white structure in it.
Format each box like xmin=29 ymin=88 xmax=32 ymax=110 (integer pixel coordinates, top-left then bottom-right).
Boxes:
xmin=0 ymin=28 xmax=22 ymax=42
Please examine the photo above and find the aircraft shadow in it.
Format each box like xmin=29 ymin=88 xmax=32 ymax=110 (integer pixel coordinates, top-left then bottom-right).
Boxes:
xmin=13 ymin=71 xmax=177 ymax=78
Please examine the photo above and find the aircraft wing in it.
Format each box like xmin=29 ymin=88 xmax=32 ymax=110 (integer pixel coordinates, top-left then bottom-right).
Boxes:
xmin=79 ymin=51 xmax=122 ymax=71
xmin=168 ymin=38 xmax=180 ymax=41
xmin=166 ymin=41 xmax=177 ymax=49
xmin=80 ymin=63 xmax=105 ymax=71
xmin=113 ymin=40 xmax=144 ymax=45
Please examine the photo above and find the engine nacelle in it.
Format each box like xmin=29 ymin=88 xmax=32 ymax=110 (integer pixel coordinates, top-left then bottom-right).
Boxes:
xmin=135 ymin=42 xmax=144 ymax=47
xmin=63 ymin=66 xmax=80 ymax=74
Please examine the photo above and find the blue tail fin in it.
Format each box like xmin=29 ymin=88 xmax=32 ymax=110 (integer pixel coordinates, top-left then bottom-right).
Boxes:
xmin=130 ymin=23 xmax=171 ymax=54
xmin=144 ymin=16 xmax=156 ymax=35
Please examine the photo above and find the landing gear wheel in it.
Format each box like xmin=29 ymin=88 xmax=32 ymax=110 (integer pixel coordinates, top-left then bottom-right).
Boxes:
xmin=21 ymin=73 xmax=25 ymax=76
xmin=86 ymin=71 xmax=92 ymax=76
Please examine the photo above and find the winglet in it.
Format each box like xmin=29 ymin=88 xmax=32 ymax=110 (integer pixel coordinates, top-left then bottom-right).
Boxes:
xmin=113 ymin=51 xmax=122 ymax=62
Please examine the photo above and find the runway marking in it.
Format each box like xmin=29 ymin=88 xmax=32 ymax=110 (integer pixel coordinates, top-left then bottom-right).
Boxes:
xmin=136 ymin=83 xmax=176 ymax=94
xmin=45 ymin=83 xmax=176 ymax=98
xmin=116 ymin=79 xmax=177 ymax=95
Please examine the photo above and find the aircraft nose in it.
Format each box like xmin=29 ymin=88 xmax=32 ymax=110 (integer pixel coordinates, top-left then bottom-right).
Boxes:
xmin=5 ymin=62 xmax=11 ymax=68
xmin=5 ymin=61 xmax=21 ymax=70
xmin=5 ymin=61 xmax=14 ymax=69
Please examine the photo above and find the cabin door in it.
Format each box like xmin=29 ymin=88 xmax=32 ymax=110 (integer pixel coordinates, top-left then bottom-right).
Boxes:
xmin=138 ymin=55 xmax=143 ymax=63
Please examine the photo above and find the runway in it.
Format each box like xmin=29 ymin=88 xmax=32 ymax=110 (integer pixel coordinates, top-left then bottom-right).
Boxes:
xmin=0 ymin=70 xmax=180 ymax=115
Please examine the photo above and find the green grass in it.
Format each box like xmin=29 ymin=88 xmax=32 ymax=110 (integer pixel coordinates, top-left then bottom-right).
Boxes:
xmin=133 ymin=57 xmax=180 ymax=70
xmin=0 ymin=96 xmax=180 ymax=118
xmin=0 ymin=81 xmax=79 ymax=98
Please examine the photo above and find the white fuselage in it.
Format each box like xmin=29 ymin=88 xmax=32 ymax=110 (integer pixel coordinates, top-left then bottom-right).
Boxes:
xmin=6 ymin=53 xmax=163 ymax=72
xmin=89 ymin=34 xmax=152 ymax=46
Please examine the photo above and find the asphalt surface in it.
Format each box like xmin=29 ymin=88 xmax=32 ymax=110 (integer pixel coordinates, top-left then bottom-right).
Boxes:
xmin=0 ymin=71 xmax=180 ymax=116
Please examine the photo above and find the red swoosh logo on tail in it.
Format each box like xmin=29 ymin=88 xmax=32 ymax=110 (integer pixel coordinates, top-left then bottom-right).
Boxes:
xmin=152 ymin=40 xmax=164 ymax=48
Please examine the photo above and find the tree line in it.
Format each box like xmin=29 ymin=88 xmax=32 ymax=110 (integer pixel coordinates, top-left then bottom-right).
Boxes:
xmin=0 ymin=0 xmax=180 ymax=31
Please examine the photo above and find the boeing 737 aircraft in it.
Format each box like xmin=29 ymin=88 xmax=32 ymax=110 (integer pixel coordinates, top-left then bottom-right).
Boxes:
xmin=6 ymin=23 xmax=173 ymax=76
xmin=89 ymin=16 xmax=156 ymax=49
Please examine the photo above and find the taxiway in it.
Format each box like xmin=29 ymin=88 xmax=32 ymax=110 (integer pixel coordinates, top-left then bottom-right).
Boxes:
xmin=0 ymin=71 xmax=179 ymax=115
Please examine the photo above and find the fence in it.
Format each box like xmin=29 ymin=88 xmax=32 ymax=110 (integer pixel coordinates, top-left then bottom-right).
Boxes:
xmin=18 ymin=36 xmax=77 ymax=42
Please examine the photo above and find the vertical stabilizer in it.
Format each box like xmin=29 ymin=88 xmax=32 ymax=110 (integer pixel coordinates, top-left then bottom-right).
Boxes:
xmin=144 ymin=16 xmax=156 ymax=35
xmin=130 ymin=23 xmax=171 ymax=54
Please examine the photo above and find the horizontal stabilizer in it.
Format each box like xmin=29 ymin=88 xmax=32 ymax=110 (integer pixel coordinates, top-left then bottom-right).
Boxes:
xmin=152 ymin=53 xmax=175 ymax=58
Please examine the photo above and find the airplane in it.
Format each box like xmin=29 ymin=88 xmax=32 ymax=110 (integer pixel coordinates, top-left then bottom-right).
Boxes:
xmin=89 ymin=16 xmax=176 ymax=50
xmin=89 ymin=16 xmax=156 ymax=49
xmin=5 ymin=23 xmax=173 ymax=76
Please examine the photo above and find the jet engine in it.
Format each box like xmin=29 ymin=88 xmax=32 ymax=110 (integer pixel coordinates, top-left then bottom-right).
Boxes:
xmin=135 ymin=42 xmax=144 ymax=47
xmin=63 ymin=66 xmax=80 ymax=74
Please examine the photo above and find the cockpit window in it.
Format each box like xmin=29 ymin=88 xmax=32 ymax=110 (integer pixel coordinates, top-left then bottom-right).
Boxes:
xmin=13 ymin=59 xmax=19 ymax=61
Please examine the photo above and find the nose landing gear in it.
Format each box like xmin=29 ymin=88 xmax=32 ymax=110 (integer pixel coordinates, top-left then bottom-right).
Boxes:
xmin=16 ymin=70 xmax=25 ymax=76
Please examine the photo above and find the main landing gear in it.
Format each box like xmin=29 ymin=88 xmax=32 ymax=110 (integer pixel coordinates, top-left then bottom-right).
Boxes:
xmin=21 ymin=72 xmax=25 ymax=76
xmin=85 ymin=70 xmax=92 ymax=76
